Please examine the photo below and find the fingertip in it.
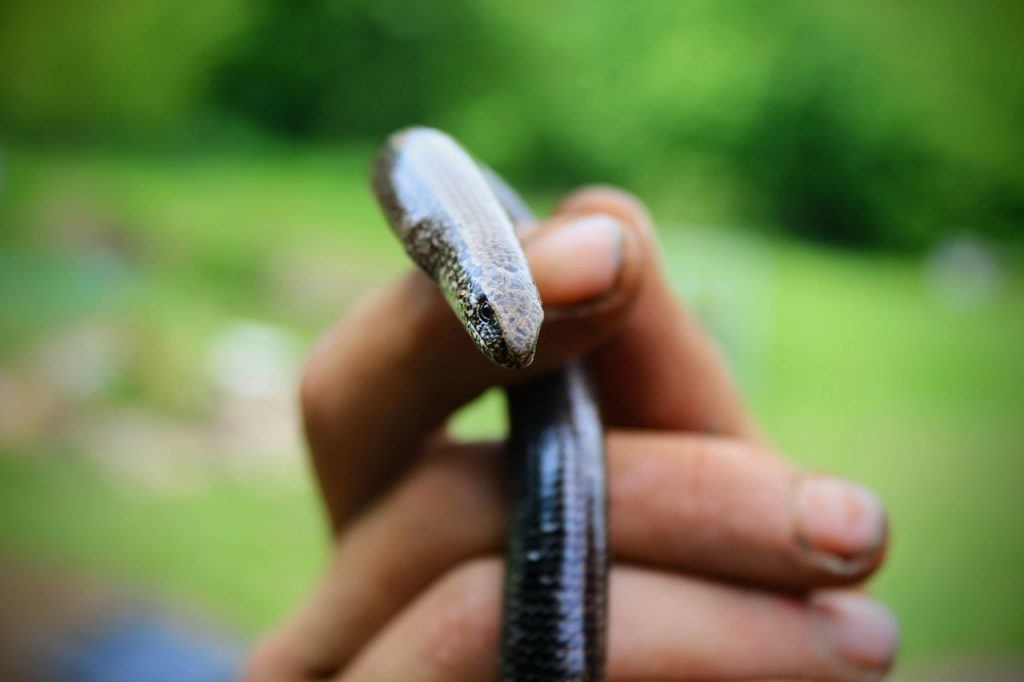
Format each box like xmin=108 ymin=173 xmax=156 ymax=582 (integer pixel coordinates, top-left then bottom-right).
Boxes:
xmin=521 ymin=212 xmax=645 ymax=370
xmin=555 ymin=185 xmax=656 ymax=242
xmin=793 ymin=475 xmax=890 ymax=585
xmin=812 ymin=591 xmax=900 ymax=675
xmin=796 ymin=477 xmax=888 ymax=559
xmin=524 ymin=213 xmax=644 ymax=314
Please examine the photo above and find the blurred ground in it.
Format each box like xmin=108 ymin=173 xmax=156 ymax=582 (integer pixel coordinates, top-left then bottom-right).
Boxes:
xmin=0 ymin=147 xmax=1022 ymax=676
xmin=0 ymin=560 xmax=241 ymax=680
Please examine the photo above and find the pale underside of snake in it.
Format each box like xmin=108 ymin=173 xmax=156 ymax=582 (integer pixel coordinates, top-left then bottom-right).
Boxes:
xmin=372 ymin=127 xmax=608 ymax=681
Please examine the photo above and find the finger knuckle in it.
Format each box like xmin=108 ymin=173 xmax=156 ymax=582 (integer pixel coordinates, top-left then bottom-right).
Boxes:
xmin=402 ymin=447 xmax=502 ymax=516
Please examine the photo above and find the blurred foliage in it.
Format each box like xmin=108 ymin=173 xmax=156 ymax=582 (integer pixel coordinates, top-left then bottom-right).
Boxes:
xmin=0 ymin=0 xmax=252 ymax=137
xmin=2 ymin=0 xmax=1022 ymax=248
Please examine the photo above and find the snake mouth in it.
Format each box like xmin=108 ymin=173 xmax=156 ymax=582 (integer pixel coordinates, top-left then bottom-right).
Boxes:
xmin=495 ymin=318 xmax=539 ymax=370
xmin=490 ymin=296 xmax=543 ymax=371
xmin=502 ymin=346 xmax=536 ymax=370
xmin=475 ymin=335 xmax=535 ymax=370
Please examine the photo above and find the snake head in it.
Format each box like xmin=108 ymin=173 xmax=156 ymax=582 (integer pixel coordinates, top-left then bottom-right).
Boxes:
xmin=453 ymin=270 xmax=543 ymax=370
xmin=372 ymin=126 xmax=544 ymax=370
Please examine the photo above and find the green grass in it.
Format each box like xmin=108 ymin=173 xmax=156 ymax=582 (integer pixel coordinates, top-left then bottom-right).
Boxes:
xmin=757 ymin=246 xmax=1024 ymax=656
xmin=0 ymin=453 xmax=324 ymax=630
xmin=1 ymin=146 xmax=1022 ymax=662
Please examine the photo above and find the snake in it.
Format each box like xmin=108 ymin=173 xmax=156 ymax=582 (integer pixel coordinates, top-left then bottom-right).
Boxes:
xmin=372 ymin=127 xmax=608 ymax=681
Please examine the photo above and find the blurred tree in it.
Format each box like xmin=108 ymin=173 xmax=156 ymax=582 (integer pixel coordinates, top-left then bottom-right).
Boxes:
xmin=1 ymin=0 xmax=1020 ymax=248
xmin=214 ymin=0 xmax=502 ymax=138
xmin=0 ymin=0 xmax=251 ymax=138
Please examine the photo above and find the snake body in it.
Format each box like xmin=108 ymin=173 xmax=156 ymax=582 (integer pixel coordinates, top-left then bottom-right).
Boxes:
xmin=372 ymin=127 xmax=608 ymax=681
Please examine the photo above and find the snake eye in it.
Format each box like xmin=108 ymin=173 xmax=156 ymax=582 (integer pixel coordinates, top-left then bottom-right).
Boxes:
xmin=478 ymin=299 xmax=495 ymax=323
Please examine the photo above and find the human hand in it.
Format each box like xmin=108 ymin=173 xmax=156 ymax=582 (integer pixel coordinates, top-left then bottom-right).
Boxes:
xmin=246 ymin=187 xmax=897 ymax=681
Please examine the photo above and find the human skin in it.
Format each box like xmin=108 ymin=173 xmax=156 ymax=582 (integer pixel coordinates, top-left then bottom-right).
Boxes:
xmin=245 ymin=187 xmax=898 ymax=681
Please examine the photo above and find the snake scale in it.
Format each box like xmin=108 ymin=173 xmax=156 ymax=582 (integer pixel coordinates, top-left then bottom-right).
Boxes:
xmin=372 ymin=127 xmax=608 ymax=681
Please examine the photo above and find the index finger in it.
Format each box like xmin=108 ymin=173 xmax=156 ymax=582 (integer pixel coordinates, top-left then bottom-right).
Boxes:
xmin=302 ymin=210 xmax=646 ymax=529
xmin=558 ymin=186 xmax=760 ymax=440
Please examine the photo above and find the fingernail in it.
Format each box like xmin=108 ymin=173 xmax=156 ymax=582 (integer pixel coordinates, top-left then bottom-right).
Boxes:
xmin=814 ymin=591 xmax=899 ymax=672
xmin=524 ymin=214 xmax=624 ymax=309
xmin=797 ymin=476 xmax=886 ymax=559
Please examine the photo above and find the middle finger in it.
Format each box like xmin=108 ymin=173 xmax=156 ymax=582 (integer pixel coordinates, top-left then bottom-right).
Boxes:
xmin=260 ymin=432 xmax=887 ymax=677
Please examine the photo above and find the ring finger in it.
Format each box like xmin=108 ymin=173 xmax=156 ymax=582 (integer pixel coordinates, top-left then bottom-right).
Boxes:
xmin=341 ymin=559 xmax=898 ymax=681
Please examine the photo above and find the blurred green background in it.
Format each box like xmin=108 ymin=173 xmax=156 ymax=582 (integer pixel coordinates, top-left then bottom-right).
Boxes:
xmin=0 ymin=0 xmax=1022 ymax=677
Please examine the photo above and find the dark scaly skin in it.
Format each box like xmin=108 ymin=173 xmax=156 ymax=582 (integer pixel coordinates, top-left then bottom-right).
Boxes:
xmin=503 ymin=370 xmax=607 ymax=682
xmin=372 ymin=127 xmax=608 ymax=681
